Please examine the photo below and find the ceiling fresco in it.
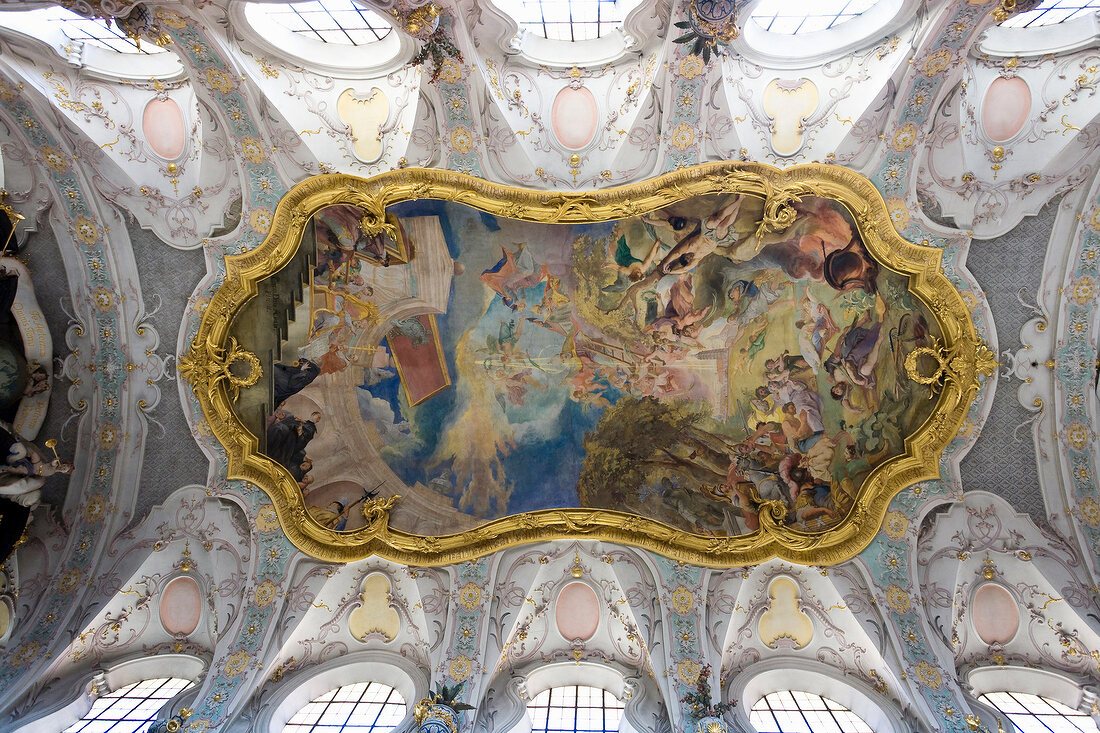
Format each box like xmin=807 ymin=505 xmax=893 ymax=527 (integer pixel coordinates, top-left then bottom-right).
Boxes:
xmin=8 ymin=0 xmax=1100 ymax=731
xmin=182 ymin=163 xmax=992 ymax=566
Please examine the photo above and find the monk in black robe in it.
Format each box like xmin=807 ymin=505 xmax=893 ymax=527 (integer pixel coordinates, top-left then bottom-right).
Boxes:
xmin=273 ymin=359 xmax=320 ymax=408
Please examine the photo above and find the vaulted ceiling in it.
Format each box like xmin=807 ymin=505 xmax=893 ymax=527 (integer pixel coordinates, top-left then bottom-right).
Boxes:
xmin=0 ymin=1 xmax=1099 ymax=732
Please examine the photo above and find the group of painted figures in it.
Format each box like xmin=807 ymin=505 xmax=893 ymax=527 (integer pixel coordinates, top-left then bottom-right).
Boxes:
xmin=299 ymin=204 xmax=408 ymax=376
xmin=263 ymin=206 xmax=399 ymax=530
xmin=257 ymin=193 xmax=935 ymax=538
xmin=464 ymin=194 xmax=934 ymax=534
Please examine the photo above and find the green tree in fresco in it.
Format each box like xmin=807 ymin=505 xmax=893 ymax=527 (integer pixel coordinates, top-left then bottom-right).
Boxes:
xmin=577 ymin=396 xmax=739 ymax=507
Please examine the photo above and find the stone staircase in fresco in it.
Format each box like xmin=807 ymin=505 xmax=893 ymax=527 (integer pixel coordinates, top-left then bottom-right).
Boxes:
xmin=229 ymin=219 xmax=317 ymax=447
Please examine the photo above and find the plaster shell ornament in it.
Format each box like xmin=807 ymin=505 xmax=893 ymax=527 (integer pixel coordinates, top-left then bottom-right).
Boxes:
xmin=348 ymin=572 xmax=401 ymax=641
xmin=337 ymin=88 xmax=390 ymax=163
xmin=182 ymin=162 xmax=994 ymax=567
xmin=694 ymin=717 xmax=730 ymax=733
xmin=981 ymin=76 xmax=1031 ymax=143
xmin=673 ymin=0 xmax=740 ymax=63
xmin=762 ymin=79 xmax=820 ymax=157
xmin=757 ymin=576 xmax=814 ymax=648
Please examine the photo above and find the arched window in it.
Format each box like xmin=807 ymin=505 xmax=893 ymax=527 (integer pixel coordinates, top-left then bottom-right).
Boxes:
xmin=260 ymin=0 xmax=393 ymax=45
xmin=1000 ymin=0 xmax=1100 ymax=28
xmin=238 ymin=0 xmax=407 ymax=75
xmin=749 ymin=690 xmax=874 ymax=733
xmin=498 ymin=0 xmax=630 ymax=42
xmin=0 ymin=5 xmax=165 ymax=54
xmin=978 ymin=691 xmax=1100 ymax=733
xmin=749 ymin=0 xmax=879 ymax=34
xmin=527 ymin=685 xmax=624 ymax=733
xmin=62 ymin=677 xmax=193 ymax=732
xmin=43 ymin=6 xmax=156 ymax=53
xmin=283 ymin=681 xmax=407 ymax=732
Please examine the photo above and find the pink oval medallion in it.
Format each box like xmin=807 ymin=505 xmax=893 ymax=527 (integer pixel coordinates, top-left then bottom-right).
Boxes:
xmin=160 ymin=576 xmax=202 ymax=636
xmin=555 ymin=581 xmax=599 ymax=641
xmin=973 ymin=583 xmax=1019 ymax=645
xmin=552 ymin=86 xmax=599 ymax=150
xmin=143 ymin=98 xmax=187 ymax=160
xmin=982 ymin=77 xmax=1031 ymax=142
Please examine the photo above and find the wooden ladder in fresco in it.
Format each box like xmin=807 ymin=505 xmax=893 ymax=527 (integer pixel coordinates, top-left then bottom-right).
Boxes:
xmin=578 ymin=336 xmax=630 ymax=365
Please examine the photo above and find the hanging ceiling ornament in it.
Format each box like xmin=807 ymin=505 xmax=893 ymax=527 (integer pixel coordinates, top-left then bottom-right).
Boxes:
xmin=114 ymin=3 xmax=155 ymax=50
xmin=59 ymin=1 xmax=169 ymax=51
xmin=59 ymin=0 xmax=139 ymax=21
xmin=394 ymin=2 xmax=464 ymax=84
xmin=673 ymin=0 xmax=740 ymax=64
xmin=992 ymin=0 xmax=1044 ymax=21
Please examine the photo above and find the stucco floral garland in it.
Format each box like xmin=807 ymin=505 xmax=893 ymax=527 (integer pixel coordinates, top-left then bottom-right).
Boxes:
xmin=0 ymin=73 xmax=129 ymax=692
xmin=152 ymin=7 xmax=286 ymax=261
xmin=862 ymin=483 xmax=979 ymax=732
xmin=859 ymin=1 xmax=1004 ymax=730
xmin=162 ymin=5 xmax=489 ymax=728
xmin=428 ymin=17 xmax=483 ymax=177
xmin=183 ymin=490 xmax=296 ymax=731
xmin=437 ymin=557 xmax=492 ymax=726
xmin=1058 ymin=191 xmax=1100 ymax=577
xmin=147 ymin=7 xmax=302 ymax=731
xmin=653 ymin=556 xmax=713 ymax=730
xmin=662 ymin=0 xmax=709 ymax=171
xmin=871 ymin=4 xmax=989 ymax=248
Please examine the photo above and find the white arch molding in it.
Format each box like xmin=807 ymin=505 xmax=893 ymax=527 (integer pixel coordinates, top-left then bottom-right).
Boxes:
xmin=259 ymin=650 xmax=427 ymax=733
xmin=235 ymin=2 xmax=413 ymax=78
xmin=734 ymin=0 xmax=919 ymax=68
xmin=979 ymin=10 xmax=1100 ymax=56
xmin=967 ymin=666 xmax=1096 ymax=713
xmin=727 ymin=660 xmax=904 ymax=733
xmin=521 ymin=661 xmax=631 ymax=701
xmin=479 ymin=0 xmax=661 ymax=67
xmin=0 ymin=7 xmax=184 ymax=81
xmin=11 ymin=654 xmax=206 ymax=733
xmin=509 ymin=662 xmax=643 ymax=733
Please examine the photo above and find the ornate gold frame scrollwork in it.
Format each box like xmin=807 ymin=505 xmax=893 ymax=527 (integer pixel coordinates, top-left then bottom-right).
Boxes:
xmin=180 ymin=163 xmax=993 ymax=567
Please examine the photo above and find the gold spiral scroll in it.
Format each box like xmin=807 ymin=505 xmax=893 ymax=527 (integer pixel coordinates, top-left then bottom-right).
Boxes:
xmin=177 ymin=336 xmax=261 ymax=403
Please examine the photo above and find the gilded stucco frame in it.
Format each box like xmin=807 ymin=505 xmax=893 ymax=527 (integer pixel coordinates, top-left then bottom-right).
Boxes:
xmin=180 ymin=162 xmax=993 ymax=567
